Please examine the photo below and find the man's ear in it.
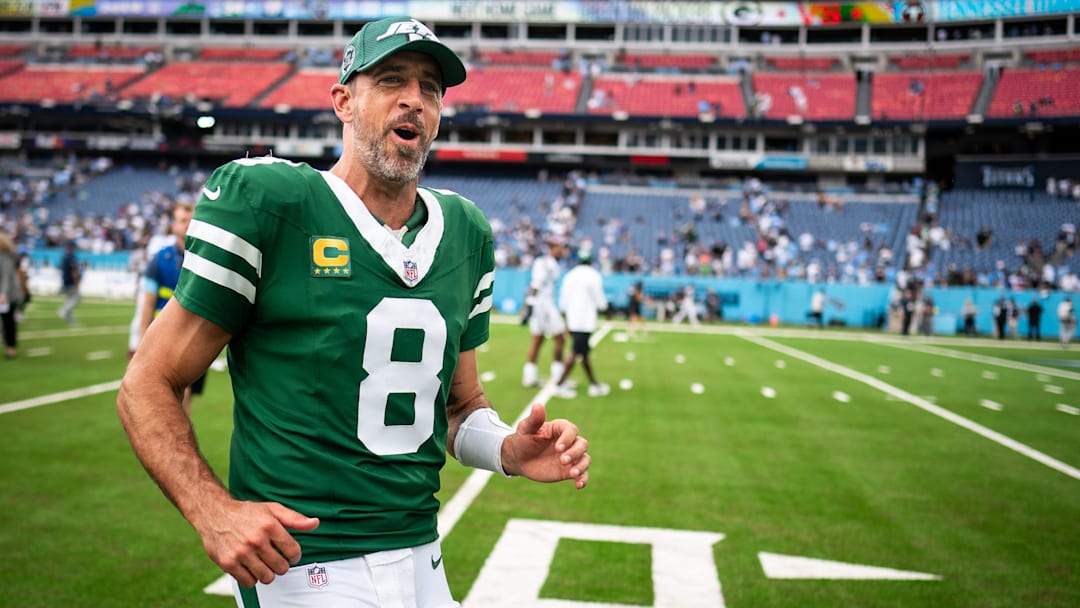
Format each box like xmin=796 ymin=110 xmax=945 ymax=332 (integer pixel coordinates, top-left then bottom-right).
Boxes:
xmin=330 ymin=83 xmax=354 ymax=122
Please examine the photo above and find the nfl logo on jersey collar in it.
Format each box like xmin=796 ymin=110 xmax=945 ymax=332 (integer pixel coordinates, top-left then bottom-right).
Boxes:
xmin=307 ymin=564 xmax=329 ymax=589
xmin=403 ymin=259 xmax=419 ymax=284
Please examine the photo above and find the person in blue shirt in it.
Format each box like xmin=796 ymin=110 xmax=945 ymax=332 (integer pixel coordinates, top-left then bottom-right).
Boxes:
xmin=57 ymin=240 xmax=81 ymax=324
xmin=140 ymin=201 xmax=205 ymax=416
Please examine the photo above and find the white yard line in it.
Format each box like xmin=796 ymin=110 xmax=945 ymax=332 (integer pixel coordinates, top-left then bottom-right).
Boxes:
xmin=738 ymin=332 xmax=1080 ymax=482
xmin=439 ymin=323 xmax=613 ymax=539
xmin=20 ymin=326 xmax=130 ymax=340
xmin=880 ymin=340 xmax=1080 ymax=381
xmin=0 ymin=380 xmax=122 ymax=415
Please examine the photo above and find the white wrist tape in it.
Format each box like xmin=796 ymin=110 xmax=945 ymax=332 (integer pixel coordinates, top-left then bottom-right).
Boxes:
xmin=454 ymin=408 xmax=515 ymax=476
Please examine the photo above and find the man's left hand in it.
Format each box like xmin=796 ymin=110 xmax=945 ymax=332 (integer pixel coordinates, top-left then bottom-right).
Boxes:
xmin=502 ymin=403 xmax=590 ymax=489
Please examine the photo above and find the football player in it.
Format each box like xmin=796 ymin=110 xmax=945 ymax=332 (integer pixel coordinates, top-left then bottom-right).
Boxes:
xmin=118 ymin=15 xmax=591 ymax=607
xmin=522 ymin=234 xmax=569 ymax=387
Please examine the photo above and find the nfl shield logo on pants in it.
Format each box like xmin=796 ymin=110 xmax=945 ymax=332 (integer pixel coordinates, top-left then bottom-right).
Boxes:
xmin=307 ymin=564 xmax=328 ymax=589
xmin=403 ymin=259 xmax=419 ymax=282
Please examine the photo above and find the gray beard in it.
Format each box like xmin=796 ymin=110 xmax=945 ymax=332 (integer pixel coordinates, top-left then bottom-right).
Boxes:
xmin=358 ymin=133 xmax=430 ymax=185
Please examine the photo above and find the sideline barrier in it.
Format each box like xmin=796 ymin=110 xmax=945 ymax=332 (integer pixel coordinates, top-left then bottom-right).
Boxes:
xmin=26 ymin=256 xmax=1070 ymax=338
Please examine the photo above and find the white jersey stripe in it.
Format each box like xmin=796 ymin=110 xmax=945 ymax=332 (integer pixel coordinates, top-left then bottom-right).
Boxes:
xmin=187 ymin=219 xmax=263 ymax=278
xmin=474 ymin=271 xmax=494 ymax=299
xmin=182 ymin=251 xmax=257 ymax=304
xmin=468 ymin=295 xmax=493 ymax=320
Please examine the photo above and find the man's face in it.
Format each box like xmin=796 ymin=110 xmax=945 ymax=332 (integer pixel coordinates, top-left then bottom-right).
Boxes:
xmin=173 ymin=205 xmax=193 ymax=246
xmin=349 ymin=51 xmax=443 ymax=184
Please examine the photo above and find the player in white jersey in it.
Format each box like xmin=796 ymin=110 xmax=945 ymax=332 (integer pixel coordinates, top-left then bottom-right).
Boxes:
xmin=552 ymin=249 xmax=610 ymax=398
xmin=522 ymin=234 xmax=569 ymax=387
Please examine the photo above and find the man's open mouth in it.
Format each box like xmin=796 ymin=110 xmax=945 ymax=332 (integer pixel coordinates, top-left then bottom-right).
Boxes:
xmin=393 ymin=125 xmax=419 ymax=141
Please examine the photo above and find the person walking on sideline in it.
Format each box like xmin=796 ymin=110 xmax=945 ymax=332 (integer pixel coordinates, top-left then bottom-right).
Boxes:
xmin=627 ymin=280 xmax=647 ymax=338
xmin=1058 ymin=297 xmax=1076 ymax=348
xmin=1027 ymin=297 xmax=1043 ymax=341
xmin=671 ymin=284 xmax=700 ymax=326
xmin=0 ymin=231 xmax=24 ymax=359
xmin=961 ymin=298 xmax=977 ymax=336
xmin=117 ymin=16 xmax=591 ymax=608
xmin=552 ymin=249 xmax=610 ymax=398
xmin=522 ymin=234 xmax=569 ymax=387
xmin=57 ymin=240 xmax=81 ymax=324
xmin=808 ymin=288 xmax=826 ymax=328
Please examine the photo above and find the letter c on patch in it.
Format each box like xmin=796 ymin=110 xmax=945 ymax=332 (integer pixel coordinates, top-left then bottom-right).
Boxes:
xmin=313 ymin=238 xmax=349 ymax=267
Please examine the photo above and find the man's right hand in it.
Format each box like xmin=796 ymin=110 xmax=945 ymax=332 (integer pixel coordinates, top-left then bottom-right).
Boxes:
xmin=196 ymin=500 xmax=320 ymax=588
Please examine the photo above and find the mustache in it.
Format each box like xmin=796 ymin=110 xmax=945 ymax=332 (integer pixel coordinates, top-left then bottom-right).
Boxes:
xmin=385 ymin=114 xmax=426 ymax=139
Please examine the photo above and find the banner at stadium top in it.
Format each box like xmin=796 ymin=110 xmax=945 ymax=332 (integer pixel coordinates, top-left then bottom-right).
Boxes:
xmin=11 ymin=0 xmax=1080 ymax=24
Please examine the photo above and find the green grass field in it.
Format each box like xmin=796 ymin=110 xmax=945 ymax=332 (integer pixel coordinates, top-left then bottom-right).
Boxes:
xmin=2 ymin=297 xmax=1078 ymax=607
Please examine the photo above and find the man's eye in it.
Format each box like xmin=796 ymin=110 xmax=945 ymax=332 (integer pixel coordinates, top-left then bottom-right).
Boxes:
xmin=421 ymin=82 xmax=440 ymax=95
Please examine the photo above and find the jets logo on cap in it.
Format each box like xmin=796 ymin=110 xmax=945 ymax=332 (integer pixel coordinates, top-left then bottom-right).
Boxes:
xmin=341 ymin=45 xmax=355 ymax=77
xmin=377 ymin=18 xmax=440 ymax=43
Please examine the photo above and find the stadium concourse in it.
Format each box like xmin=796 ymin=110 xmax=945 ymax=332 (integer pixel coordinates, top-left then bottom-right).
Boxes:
xmin=1 ymin=156 xmax=1079 ymax=336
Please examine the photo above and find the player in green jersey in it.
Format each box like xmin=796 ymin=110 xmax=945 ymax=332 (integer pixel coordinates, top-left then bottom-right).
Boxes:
xmin=117 ymin=16 xmax=591 ymax=607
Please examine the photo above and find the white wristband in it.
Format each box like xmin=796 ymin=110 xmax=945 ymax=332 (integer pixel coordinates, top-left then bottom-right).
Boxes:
xmin=454 ymin=408 xmax=515 ymax=477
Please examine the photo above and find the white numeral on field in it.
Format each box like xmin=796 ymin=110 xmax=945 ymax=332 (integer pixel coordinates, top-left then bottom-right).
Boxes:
xmin=464 ymin=519 xmax=725 ymax=607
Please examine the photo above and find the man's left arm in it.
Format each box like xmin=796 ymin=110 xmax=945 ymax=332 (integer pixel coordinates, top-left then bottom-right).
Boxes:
xmin=446 ymin=350 xmax=590 ymax=488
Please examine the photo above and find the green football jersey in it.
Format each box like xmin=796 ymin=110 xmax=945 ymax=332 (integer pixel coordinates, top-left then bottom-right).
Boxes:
xmin=174 ymin=156 xmax=495 ymax=564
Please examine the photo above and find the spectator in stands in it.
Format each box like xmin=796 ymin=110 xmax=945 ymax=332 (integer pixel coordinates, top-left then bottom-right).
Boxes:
xmin=0 ymin=230 xmax=23 ymax=359
xmin=975 ymin=225 xmax=993 ymax=250
xmin=57 ymin=240 xmax=81 ymax=324
xmin=1061 ymin=269 xmax=1079 ymax=291
xmin=117 ymin=17 xmax=590 ymax=606
xmin=1027 ymin=297 xmax=1044 ymax=341
xmin=789 ymin=85 xmax=808 ymax=113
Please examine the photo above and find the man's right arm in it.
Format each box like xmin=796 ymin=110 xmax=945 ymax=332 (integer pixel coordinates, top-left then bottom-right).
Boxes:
xmin=118 ymin=300 xmax=234 ymax=521
xmin=117 ymin=301 xmax=317 ymax=587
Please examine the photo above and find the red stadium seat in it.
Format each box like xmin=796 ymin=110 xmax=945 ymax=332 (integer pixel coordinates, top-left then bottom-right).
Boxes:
xmin=988 ymin=66 xmax=1080 ymax=118
xmin=872 ymin=71 xmax=981 ymax=120
xmin=751 ymin=72 xmax=855 ymax=121
xmin=446 ymin=67 xmax=582 ymax=114
xmin=589 ymin=75 xmax=743 ymax=118
xmin=121 ymin=60 xmax=292 ymax=107
xmin=765 ymin=56 xmax=840 ymax=71
xmin=259 ymin=68 xmax=337 ymax=110
xmin=0 ymin=64 xmax=144 ymax=103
